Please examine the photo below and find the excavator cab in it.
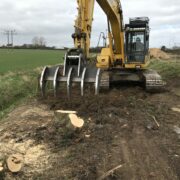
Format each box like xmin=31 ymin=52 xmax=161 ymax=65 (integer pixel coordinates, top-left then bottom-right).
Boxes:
xmin=125 ymin=17 xmax=149 ymax=65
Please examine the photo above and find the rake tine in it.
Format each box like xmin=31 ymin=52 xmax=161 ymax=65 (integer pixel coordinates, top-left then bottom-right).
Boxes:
xmin=40 ymin=66 xmax=48 ymax=97
xmin=67 ymin=67 xmax=74 ymax=99
xmin=63 ymin=53 xmax=67 ymax=76
xmin=53 ymin=66 xmax=60 ymax=97
xmin=78 ymin=54 xmax=82 ymax=77
xmin=95 ymin=68 xmax=101 ymax=95
xmin=81 ymin=67 xmax=87 ymax=96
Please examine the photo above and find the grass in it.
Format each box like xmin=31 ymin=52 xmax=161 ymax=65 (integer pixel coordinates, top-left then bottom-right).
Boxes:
xmin=0 ymin=71 xmax=38 ymax=118
xmin=0 ymin=49 xmax=65 ymax=119
xmin=0 ymin=49 xmax=64 ymax=74
xmin=149 ymin=59 xmax=180 ymax=79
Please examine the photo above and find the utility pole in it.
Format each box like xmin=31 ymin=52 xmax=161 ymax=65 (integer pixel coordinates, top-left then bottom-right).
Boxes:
xmin=4 ymin=29 xmax=16 ymax=47
xmin=4 ymin=30 xmax=10 ymax=46
xmin=10 ymin=30 xmax=16 ymax=46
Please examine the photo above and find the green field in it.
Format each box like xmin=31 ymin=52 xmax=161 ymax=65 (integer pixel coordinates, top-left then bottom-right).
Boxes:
xmin=0 ymin=49 xmax=64 ymax=74
xmin=0 ymin=49 xmax=65 ymax=118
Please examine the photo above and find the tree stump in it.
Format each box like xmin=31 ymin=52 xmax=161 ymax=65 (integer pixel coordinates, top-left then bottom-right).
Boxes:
xmin=54 ymin=110 xmax=84 ymax=137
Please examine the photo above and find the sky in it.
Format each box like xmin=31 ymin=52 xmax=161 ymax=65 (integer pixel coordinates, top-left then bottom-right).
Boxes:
xmin=0 ymin=0 xmax=179 ymax=48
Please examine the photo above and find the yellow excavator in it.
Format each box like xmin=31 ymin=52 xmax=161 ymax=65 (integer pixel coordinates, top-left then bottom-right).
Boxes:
xmin=40 ymin=0 xmax=165 ymax=98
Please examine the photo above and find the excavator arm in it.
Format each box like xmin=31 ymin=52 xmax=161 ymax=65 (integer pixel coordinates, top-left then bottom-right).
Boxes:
xmin=72 ymin=0 xmax=125 ymax=62
xmin=72 ymin=0 xmax=95 ymax=57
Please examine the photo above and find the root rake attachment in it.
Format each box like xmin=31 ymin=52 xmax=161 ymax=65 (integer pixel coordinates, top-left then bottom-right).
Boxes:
xmin=40 ymin=50 xmax=101 ymax=98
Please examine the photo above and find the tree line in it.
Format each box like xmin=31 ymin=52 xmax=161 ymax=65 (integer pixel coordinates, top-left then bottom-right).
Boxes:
xmin=0 ymin=36 xmax=56 ymax=50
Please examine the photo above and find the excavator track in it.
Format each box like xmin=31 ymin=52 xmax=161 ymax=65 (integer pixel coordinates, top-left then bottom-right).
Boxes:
xmin=40 ymin=63 xmax=166 ymax=98
xmin=142 ymin=69 xmax=166 ymax=92
xmin=100 ymin=71 xmax=110 ymax=91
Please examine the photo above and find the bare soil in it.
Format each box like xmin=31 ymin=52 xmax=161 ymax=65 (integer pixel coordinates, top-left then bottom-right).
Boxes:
xmin=0 ymin=78 xmax=180 ymax=180
xmin=150 ymin=48 xmax=170 ymax=60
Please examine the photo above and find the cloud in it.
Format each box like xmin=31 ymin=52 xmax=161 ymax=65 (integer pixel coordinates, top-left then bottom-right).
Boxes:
xmin=0 ymin=0 xmax=179 ymax=48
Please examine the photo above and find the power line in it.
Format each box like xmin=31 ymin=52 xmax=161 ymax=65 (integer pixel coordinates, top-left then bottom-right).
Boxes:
xmin=3 ymin=29 xmax=17 ymax=47
xmin=4 ymin=30 xmax=10 ymax=45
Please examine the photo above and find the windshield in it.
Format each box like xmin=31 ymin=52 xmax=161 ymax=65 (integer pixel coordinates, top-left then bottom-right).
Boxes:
xmin=127 ymin=31 xmax=145 ymax=52
xmin=126 ymin=31 xmax=146 ymax=63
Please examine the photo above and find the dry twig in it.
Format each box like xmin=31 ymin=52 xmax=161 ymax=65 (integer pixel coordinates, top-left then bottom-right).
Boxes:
xmin=151 ymin=115 xmax=160 ymax=128
xmin=98 ymin=164 xmax=123 ymax=180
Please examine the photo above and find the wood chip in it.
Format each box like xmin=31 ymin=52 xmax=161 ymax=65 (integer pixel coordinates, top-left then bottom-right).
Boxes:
xmin=85 ymin=134 xmax=91 ymax=138
xmin=0 ymin=166 xmax=3 ymax=172
xmin=171 ymin=107 xmax=180 ymax=113
xmin=56 ymin=110 xmax=77 ymax=114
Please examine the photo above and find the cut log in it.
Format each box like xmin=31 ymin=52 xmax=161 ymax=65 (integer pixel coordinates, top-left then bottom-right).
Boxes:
xmin=7 ymin=154 xmax=23 ymax=173
xmin=54 ymin=110 xmax=84 ymax=136
xmin=68 ymin=114 xmax=84 ymax=128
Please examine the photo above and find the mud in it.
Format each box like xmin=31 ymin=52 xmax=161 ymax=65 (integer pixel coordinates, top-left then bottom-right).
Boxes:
xmin=0 ymin=79 xmax=180 ymax=180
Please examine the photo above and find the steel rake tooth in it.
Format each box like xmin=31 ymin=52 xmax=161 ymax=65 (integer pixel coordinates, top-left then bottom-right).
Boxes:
xmin=81 ymin=67 xmax=87 ymax=96
xmin=95 ymin=68 xmax=101 ymax=95
xmin=67 ymin=67 xmax=74 ymax=99
xmin=39 ymin=64 xmax=101 ymax=99
xmin=53 ymin=66 xmax=61 ymax=97
xmin=40 ymin=66 xmax=48 ymax=97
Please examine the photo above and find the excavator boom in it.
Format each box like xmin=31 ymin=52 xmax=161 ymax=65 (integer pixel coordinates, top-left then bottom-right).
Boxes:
xmin=97 ymin=0 xmax=124 ymax=57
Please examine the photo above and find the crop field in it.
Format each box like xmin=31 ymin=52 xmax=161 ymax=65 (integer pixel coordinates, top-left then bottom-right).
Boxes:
xmin=0 ymin=49 xmax=64 ymax=74
xmin=0 ymin=49 xmax=65 ymax=118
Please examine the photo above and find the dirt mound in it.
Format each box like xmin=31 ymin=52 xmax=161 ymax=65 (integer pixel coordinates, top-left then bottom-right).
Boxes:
xmin=150 ymin=48 xmax=170 ymax=60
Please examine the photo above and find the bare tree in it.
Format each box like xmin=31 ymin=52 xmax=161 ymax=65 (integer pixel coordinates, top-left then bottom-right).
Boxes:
xmin=32 ymin=36 xmax=39 ymax=47
xmin=32 ymin=36 xmax=46 ymax=47
xmin=39 ymin=37 xmax=46 ymax=47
